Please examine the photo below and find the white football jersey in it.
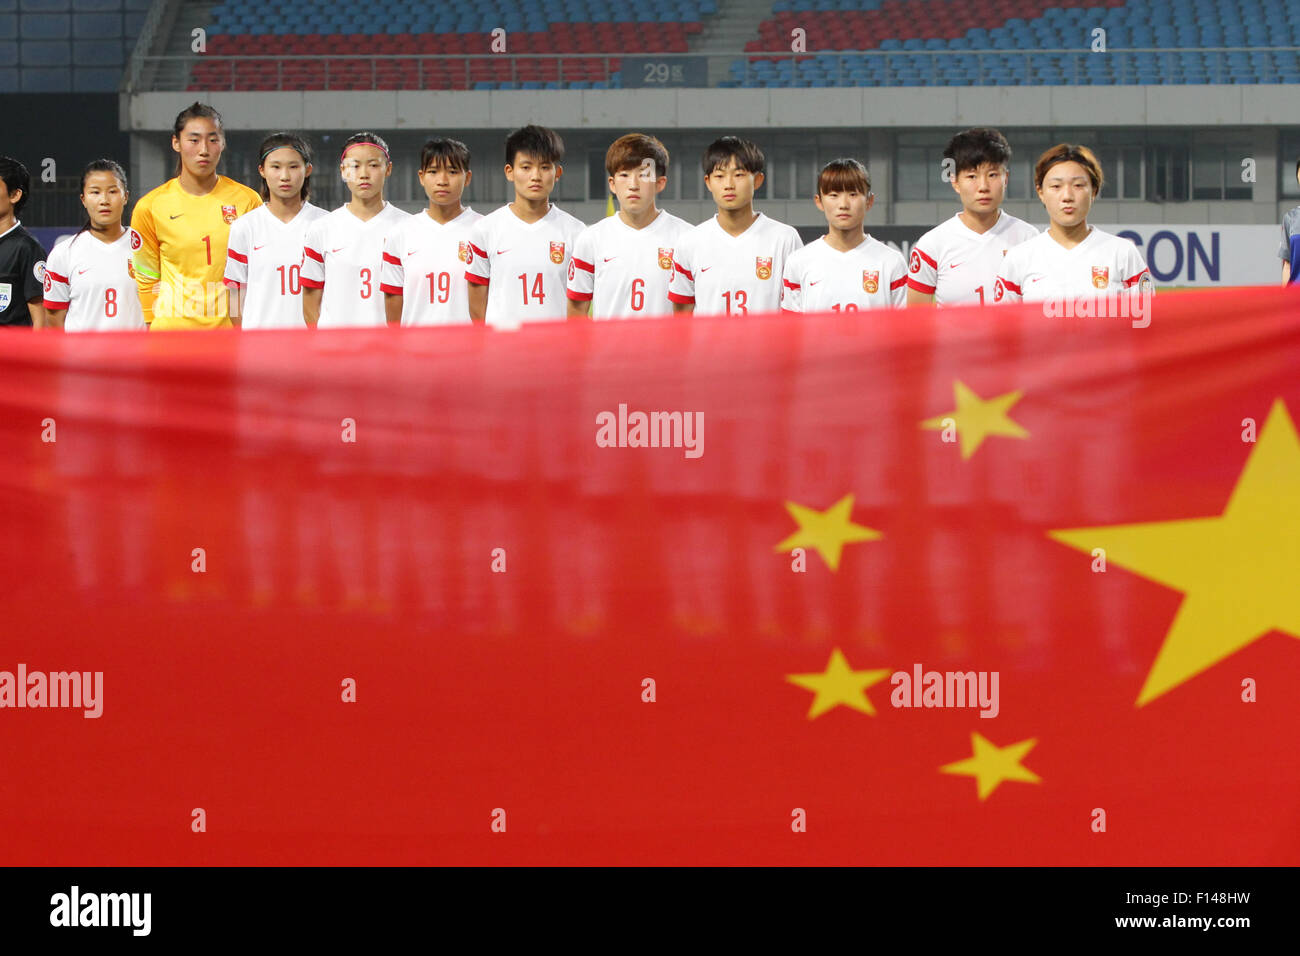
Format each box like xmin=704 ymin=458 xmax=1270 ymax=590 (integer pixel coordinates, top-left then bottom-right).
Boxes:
xmin=224 ymin=203 xmax=328 ymax=329
xmin=780 ymin=236 xmax=908 ymax=313
xmin=465 ymin=203 xmax=586 ymax=328
xmin=565 ymin=210 xmax=693 ymax=319
xmin=42 ymin=228 xmax=145 ymax=332
xmin=667 ymin=212 xmax=803 ymax=316
xmin=379 ymin=206 xmax=483 ymax=326
xmin=907 ymin=210 xmax=1039 ymax=306
xmin=300 ymin=202 xmax=410 ymax=328
xmin=994 ymin=227 xmax=1152 ymax=303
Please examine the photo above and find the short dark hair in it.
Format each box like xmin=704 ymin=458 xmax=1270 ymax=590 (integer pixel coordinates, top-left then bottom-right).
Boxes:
xmin=702 ymin=136 xmax=765 ymax=177
xmin=606 ymin=133 xmax=669 ymax=179
xmin=817 ymin=158 xmax=871 ymax=195
xmin=171 ymin=102 xmax=224 ymax=176
xmin=0 ymin=156 xmax=32 ymax=216
xmin=420 ymin=138 xmax=472 ymax=172
xmin=505 ymin=125 xmax=564 ymax=167
xmin=1034 ymin=143 xmax=1104 ymax=194
xmin=76 ymin=159 xmax=129 ymax=235
xmin=944 ymin=127 xmax=1012 ymax=175
xmin=256 ymin=132 xmax=313 ymax=202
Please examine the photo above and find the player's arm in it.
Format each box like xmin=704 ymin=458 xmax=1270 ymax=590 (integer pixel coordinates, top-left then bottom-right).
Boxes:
xmin=299 ymin=226 xmax=326 ymax=328
xmin=27 ymin=299 xmax=48 ymax=329
xmin=465 ymin=236 xmax=490 ymax=323
xmin=223 ymin=220 xmax=249 ymax=328
xmin=905 ymin=246 xmax=938 ymax=306
xmin=667 ymin=247 xmax=695 ymax=315
xmin=40 ymin=245 xmax=68 ymax=330
xmin=131 ymin=195 xmax=161 ymax=325
xmin=565 ymin=242 xmax=594 ymax=319
xmin=889 ymin=260 xmax=908 ymax=308
xmin=379 ymin=249 xmax=404 ymax=327
xmin=780 ymin=259 xmax=802 ymax=314
xmin=1284 ymin=261 xmax=1291 ymax=285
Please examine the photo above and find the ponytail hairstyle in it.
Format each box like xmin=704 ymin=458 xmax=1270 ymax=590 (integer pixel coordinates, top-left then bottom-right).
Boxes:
xmin=256 ymin=132 xmax=313 ymax=202
xmin=75 ymin=158 xmax=129 ymax=238
xmin=171 ymin=101 xmax=224 ymax=177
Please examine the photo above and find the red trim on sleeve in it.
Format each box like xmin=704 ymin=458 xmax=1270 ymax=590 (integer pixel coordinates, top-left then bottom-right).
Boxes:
xmin=1000 ymin=279 xmax=1022 ymax=295
xmin=673 ymin=262 xmax=694 ymax=281
xmin=43 ymin=299 xmax=70 ymax=311
xmin=465 ymin=272 xmax=489 ymax=286
xmin=379 ymin=283 xmax=403 ymax=296
xmin=890 ymin=276 xmax=907 ymax=291
xmin=782 ymin=279 xmax=800 ymax=290
xmin=222 ymin=278 xmax=243 ymax=289
xmin=780 ymin=306 xmax=800 ymax=314
xmin=572 ymin=257 xmax=594 ymax=273
xmin=915 ymin=248 xmax=937 ymax=269
xmin=227 ymin=249 xmax=248 ymax=264
xmin=1123 ymin=269 xmax=1149 ymax=288
xmin=906 ymin=276 xmax=936 ymax=294
xmin=566 ymin=289 xmax=593 ymax=301
xmin=667 ymin=292 xmax=694 ymax=305
xmin=304 ymin=247 xmax=324 ymax=263
xmin=46 ymin=270 xmax=69 ymax=284
xmin=469 ymin=243 xmax=487 ymax=258
xmin=299 ymin=277 xmax=324 ymax=289
xmin=382 ymin=252 xmax=401 ymax=266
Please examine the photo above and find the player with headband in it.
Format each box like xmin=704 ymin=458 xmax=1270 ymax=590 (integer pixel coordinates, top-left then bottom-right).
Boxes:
xmin=300 ymin=132 xmax=409 ymax=327
xmin=224 ymin=133 xmax=327 ymax=329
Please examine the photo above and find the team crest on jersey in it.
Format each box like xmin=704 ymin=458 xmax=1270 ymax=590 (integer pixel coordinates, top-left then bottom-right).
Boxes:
xmin=909 ymin=249 xmax=921 ymax=273
xmin=1091 ymin=266 xmax=1110 ymax=289
xmin=549 ymin=241 xmax=565 ymax=264
xmin=993 ymin=278 xmax=1005 ymax=302
xmin=458 ymin=240 xmax=472 ymax=264
xmin=0 ymin=282 xmax=10 ymax=311
xmin=221 ymin=204 xmax=238 ymax=224
xmin=129 ymin=228 xmax=142 ymax=250
xmin=863 ymin=269 xmax=879 ymax=294
xmin=755 ymin=256 xmax=773 ymax=280
xmin=657 ymin=247 xmax=674 ymax=271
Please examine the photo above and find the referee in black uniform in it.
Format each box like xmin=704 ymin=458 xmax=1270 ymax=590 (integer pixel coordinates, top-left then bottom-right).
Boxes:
xmin=0 ymin=156 xmax=48 ymax=329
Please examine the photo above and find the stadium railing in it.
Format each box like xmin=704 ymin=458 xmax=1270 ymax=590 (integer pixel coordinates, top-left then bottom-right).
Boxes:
xmin=124 ymin=47 xmax=1300 ymax=92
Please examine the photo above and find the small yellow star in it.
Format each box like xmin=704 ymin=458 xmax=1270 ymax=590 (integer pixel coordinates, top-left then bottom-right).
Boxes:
xmin=786 ymin=648 xmax=891 ymax=719
xmin=921 ymin=380 xmax=1029 ymax=459
xmin=941 ymin=733 xmax=1042 ymax=800
xmin=773 ymin=493 xmax=882 ymax=571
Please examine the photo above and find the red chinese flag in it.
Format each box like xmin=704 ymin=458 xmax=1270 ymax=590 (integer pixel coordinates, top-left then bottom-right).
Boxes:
xmin=1 ymin=287 xmax=1297 ymax=865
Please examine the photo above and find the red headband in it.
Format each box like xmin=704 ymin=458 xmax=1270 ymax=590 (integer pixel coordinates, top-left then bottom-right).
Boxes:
xmin=341 ymin=141 xmax=390 ymax=163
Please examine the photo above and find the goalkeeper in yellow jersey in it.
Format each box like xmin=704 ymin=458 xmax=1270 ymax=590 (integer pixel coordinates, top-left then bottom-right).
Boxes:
xmin=132 ymin=102 xmax=261 ymax=329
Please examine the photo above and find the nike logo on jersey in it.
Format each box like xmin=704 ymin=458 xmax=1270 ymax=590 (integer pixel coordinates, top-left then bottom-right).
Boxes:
xmin=76 ymin=267 xmax=90 ymax=276
xmin=947 ymin=262 xmax=964 ymax=270
xmin=169 ymin=214 xmax=183 ymax=219
xmin=497 ymin=249 xmax=512 ymax=255
xmin=253 ymin=244 xmax=267 ymax=251
xmin=808 ymin=280 xmax=822 ymax=286
xmin=331 ymin=247 xmax=345 ymax=253
xmin=699 ymin=266 xmax=712 ymax=272
xmin=603 ymin=256 xmax=617 ymax=262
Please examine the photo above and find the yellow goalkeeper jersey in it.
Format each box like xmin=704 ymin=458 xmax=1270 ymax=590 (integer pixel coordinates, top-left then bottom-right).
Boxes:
xmin=131 ymin=176 xmax=262 ymax=329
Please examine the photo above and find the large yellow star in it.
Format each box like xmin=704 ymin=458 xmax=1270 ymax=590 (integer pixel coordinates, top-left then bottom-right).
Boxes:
xmin=921 ymin=380 xmax=1030 ymax=459
xmin=941 ymin=733 xmax=1042 ymax=800
xmin=773 ymin=494 xmax=882 ymax=571
xmin=786 ymin=648 xmax=891 ymax=719
xmin=1048 ymin=398 xmax=1300 ymax=706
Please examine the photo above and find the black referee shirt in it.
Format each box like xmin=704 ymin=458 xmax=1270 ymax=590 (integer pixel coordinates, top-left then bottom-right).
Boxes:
xmin=0 ymin=221 xmax=48 ymax=326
